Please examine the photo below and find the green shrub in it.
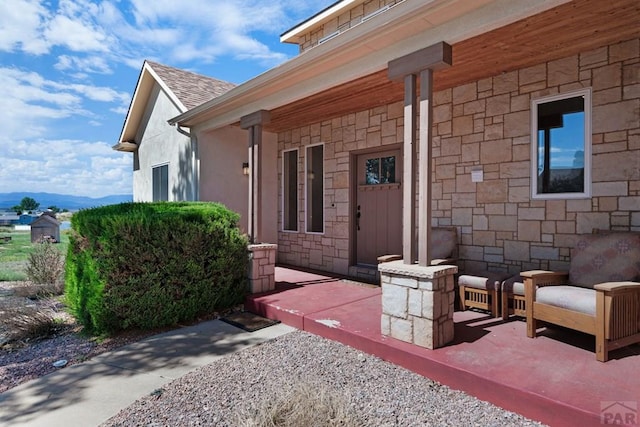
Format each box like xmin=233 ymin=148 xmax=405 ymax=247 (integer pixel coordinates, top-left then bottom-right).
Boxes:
xmin=65 ymin=202 xmax=248 ymax=334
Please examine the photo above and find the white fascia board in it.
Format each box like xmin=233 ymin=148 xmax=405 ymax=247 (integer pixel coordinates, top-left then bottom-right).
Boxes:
xmin=116 ymin=61 xmax=187 ymax=147
xmin=280 ymin=0 xmax=360 ymax=44
xmin=116 ymin=65 xmax=148 ymax=147
xmin=173 ymin=0 xmax=570 ymax=133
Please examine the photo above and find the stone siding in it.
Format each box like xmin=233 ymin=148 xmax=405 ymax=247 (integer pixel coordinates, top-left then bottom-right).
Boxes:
xmin=379 ymin=262 xmax=457 ymax=349
xmin=277 ymin=37 xmax=640 ymax=277
xmin=247 ymin=244 xmax=277 ymax=293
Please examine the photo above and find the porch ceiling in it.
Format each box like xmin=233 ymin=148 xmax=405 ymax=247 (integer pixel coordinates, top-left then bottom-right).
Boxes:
xmin=265 ymin=0 xmax=640 ymax=133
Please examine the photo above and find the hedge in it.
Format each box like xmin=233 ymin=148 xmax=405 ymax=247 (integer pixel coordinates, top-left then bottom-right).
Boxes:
xmin=65 ymin=202 xmax=248 ymax=334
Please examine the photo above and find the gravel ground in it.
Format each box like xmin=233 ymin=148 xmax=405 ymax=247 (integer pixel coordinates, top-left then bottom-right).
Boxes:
xmin=0 ymin=329 xmax=150 ymax=393
xmin=2 ymin=280 xmax=545 ymax=426
xmin=0 ymin=281 xmax=167 ymax=394
xmin=0 ymin=315 xmax=160 ymax=395
xmin=103 ymin=330 xmax=546 ymax=427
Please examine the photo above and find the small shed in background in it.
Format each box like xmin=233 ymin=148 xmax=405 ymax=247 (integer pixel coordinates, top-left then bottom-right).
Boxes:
xmin=30 ymin=214 xmax=61 ymax=243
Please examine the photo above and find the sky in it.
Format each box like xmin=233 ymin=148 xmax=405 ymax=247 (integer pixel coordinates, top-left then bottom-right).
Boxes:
xmin=0 ymin=0 xmax=334 ymax=198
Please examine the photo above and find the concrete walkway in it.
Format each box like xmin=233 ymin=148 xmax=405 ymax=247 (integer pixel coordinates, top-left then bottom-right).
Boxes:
xmin=0 ymin=319 xmax=295 ymax=427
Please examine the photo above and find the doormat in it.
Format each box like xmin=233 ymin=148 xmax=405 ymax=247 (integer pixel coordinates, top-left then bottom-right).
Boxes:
xmin=220 ymin=312 xmax=280 ymax=332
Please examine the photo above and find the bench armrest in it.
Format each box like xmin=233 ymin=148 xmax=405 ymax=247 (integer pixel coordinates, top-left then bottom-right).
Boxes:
xmin=594 ymin=281 xmax=640 ymax=293
xmin=520 ymin=270 xmax=568 ymax=286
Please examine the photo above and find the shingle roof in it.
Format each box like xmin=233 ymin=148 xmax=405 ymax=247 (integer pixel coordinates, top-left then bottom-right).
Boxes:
xmin=146 ymin=61 xmax=236 ymax=110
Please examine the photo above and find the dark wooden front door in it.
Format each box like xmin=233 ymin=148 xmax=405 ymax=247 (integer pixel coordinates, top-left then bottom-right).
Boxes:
xmin=355 ymin=149 xmax=402 ymax=265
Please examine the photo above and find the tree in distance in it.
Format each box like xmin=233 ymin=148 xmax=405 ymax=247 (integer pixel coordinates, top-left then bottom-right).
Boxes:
xmin=13 ymin=197 xmax=40 ymax=214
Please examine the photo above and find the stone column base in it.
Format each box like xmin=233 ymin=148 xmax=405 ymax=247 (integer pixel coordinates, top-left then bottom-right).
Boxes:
xmin=378 ymin=261 xmax=457 ymax=349
xmin=247 ymin=243 xmax=277 ymax=294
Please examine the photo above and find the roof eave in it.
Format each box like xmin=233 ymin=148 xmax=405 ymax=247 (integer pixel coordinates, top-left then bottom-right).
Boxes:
xmin=112 ymin=141 xmax=138 ymax=152
xmin=113 ymin=61 xmax=187 ymax=151
xmin=280 ymin=0 xmax=357 ymax=44
xmin=170 ymin=0 xmax=570 ymax=131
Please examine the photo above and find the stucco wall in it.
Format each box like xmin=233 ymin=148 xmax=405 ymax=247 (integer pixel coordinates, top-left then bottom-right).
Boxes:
xmin=133 ymin=83 xmax=195 ymax=202
xmin=198 ymin=126 xmax=278 ymax=243
xmin=277 ymin=37 xmax=640 ymax=277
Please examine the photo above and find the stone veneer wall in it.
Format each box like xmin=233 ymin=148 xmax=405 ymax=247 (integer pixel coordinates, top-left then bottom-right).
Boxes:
xmin=297 ymin=0 xmax=403 ymax=53
xmin=277 ymin=37 xmax=640 ymax=277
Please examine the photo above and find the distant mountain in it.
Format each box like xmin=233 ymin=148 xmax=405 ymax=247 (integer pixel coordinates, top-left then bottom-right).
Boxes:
xmin=0 ymin=192 xmax=132 ymax=211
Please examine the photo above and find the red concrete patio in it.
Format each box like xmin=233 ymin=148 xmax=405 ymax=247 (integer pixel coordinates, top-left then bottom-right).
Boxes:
xmin=245 ymin=266 xmax=640 ymax=427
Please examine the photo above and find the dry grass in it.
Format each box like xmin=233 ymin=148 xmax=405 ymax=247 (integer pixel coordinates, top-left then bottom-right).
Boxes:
xmin=238 ymin=381 xmax=362 ymax=427
xmin=25 ymin=241 xmax=65 ymax=287
xmin=12 ymin=281 xmax=64 ymax=299
xmin=0 ymin=299 xmax=68 ymax=345
xmin=0 ymin=304 xmax=62 ymax=342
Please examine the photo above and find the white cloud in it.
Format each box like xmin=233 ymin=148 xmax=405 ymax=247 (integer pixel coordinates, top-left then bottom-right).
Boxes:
xmin=55 ymin=55 xmax=112 ymax=74
xmin=0 ymin=139 xmax=132 ymax=197
xmin=121 ymin=0 xmax=323 ymax=66
xmin=0 ymin=67 xmax=130 ymax=140
xmin=66 ymin=83 xmax=130 ymax=104
xmin=110 ymin=106 xmax=130 ymax=115
xmin=0 ymin=0 xmax=50 ymax=54
xmin=43 ymin=14 xmax=110 ymax=52
xmin=0 ymin=1 xmax=330 ymax=70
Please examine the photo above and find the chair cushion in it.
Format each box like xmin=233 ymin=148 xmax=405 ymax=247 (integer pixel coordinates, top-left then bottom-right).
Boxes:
xmin=536 ymin=286 xmax=595 ymax=316
xmin=502 ymin=275 xmax=525 ymax=296
xmin=431 ymin=227 xmax=457 ymax=260
xmin=569 ymin=232 xmax=640 ymax=288
xmin=459 ymin=271 xmax=511 ymax=291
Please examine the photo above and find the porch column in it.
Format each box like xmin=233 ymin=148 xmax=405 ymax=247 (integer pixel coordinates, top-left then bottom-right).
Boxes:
xmin=388 ymin=41 xmax=452 ymax=266
xmin=418 ymin=68 xmax=433 ymax=267
xmin=402 ymin=74 xmax=417 ymax=264
xmin=382 ymin=42 xmax=454 ymax=349
xmin=240 ymin=110 xmax=271 ymax=244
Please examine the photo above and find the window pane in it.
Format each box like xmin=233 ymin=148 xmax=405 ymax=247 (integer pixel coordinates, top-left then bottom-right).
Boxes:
xmin=306 ymin=145 xmax=323 ymax=233
xmin=161 ymin=165 xmax=168 ymax=201
xmin=536 ymin=96 xmax=585 ymax=195
xmin=283 ymin=150 xmax=298 ymax=231
xmin=381 ymin=156 xmax=396 ymax=183
xmin=365 ymin=158 xmax=380 ymax=184
xmin=152 ymin=165 xmax=168 ymax=202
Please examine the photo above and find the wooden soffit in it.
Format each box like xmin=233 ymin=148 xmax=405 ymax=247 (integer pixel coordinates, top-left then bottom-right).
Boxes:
xmin=265 ymin=0 xmax=640 ymax=133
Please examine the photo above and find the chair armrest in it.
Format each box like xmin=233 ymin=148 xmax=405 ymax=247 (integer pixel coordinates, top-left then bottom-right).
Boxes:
xmin=594 ymin=281 xmax=640 ymax=293
xmin=520 ymin=270 xmax=568 ymax=287
xmin=431 ymin=258 xmax=457 ymax=266
xmin=377 ymin=254 xmax=402 ymax=264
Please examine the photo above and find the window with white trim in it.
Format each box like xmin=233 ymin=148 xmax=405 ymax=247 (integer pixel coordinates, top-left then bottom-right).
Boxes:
xmin=305 ymin=144 xmax=324 ymax=233
xmin=531 ymin=89 xmax=591 ymax=199
xmin=282 ymin=149 xmax=298 ymax=231
xmin=152 ymin=164 xmax=168 ymax=202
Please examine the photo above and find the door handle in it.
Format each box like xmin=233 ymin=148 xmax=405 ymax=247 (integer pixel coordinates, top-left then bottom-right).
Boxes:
xmin=356 ymin=205 xmax=361 ymax=231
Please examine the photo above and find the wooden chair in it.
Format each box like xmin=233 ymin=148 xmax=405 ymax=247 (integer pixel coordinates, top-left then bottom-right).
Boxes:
xmin=458 ymin=271 xmax=512 ymax=318
xmin=501 ymin=274 xmax=526 ymax=320
xmin=502 ymin=230 xmax=640 ymax=320
xmin=523 ymin=232 xmax=640 ymax=362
